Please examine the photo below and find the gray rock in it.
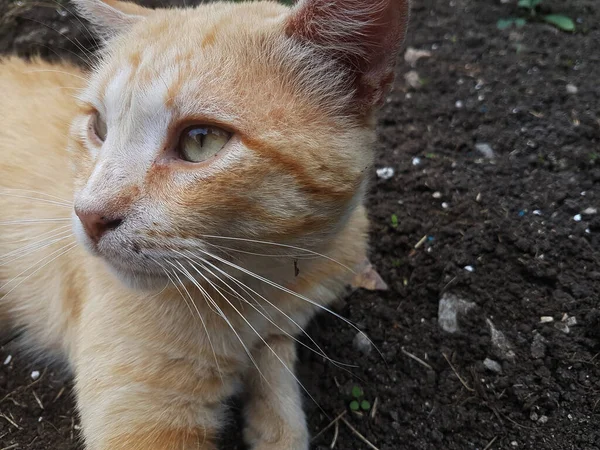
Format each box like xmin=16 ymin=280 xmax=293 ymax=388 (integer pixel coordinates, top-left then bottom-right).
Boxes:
xmin=531 ymin=332 xmax=547 ymax=359
xmin=438 ymin=293 xmax=475 ymax=333
xmin=475 ymin=143 xmax=495 ymax=159
xmin=483 ymin=357 xmax=502 ymax=373
xmin=487 ymin=319 xmax=516 ymax=362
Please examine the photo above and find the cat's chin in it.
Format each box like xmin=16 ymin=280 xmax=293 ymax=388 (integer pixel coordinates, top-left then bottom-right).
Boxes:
xmin=104 ymin=262 xmax=169 ymax=292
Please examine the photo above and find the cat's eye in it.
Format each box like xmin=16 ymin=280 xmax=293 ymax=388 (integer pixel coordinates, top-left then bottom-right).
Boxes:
xmin=90 ymin=112 xmax=107 ymax=143
xmin=178 ymin=126 xmax=231 ymax=163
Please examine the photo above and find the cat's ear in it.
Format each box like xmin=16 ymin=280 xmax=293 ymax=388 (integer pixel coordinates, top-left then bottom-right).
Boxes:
xmin=71 ymin=0 xmax=150 ymax=37
xmin=286 ymin=0 xmax=410 ymax=112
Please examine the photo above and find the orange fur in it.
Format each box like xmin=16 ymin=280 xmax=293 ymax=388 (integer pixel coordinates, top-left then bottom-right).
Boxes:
xmin=0 ymin=1 xmax=409 ymax=448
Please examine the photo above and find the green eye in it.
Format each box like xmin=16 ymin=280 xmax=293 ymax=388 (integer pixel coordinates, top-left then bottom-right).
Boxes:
xmin=178 ymin=126 xmax=231 ymax=163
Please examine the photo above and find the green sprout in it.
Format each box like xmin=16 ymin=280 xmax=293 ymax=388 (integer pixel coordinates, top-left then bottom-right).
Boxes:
xmin=391 ymin=214 xmax=399 ymax=229
xmin=349 ymin=386 xmax=371 ymax=412
xmin=497 ymin=0 xmax=575 ymax=32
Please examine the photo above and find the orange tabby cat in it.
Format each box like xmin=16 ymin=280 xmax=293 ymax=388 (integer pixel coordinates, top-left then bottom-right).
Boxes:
xmin=0 ymin=0 xmax=409 ymax=448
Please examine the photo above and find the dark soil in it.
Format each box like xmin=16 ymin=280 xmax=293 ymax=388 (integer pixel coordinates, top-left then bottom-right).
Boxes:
xmin=1 ymin=0 xmax=599 ymax=449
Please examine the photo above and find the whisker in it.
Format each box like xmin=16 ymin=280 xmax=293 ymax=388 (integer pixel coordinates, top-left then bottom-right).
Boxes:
xmin=161 ymin=261 xmax=224 ymax=383
xmin=0 ymin=242 xmax=77 ymax=302
xmin=0 ymin=192 xmax=72 ymax=208
xmin=0 ymin=219 xmax=72 ymax=226
xmin=187 ymin=253 xmax=357 ymax=371
xmin=0 ymin=188 xmax=72 ymax=204
xmin=203 ymin=242 xmax=320 ymax=260
xmin=23 ymin=69 xmax=89 ymax=83
xmin=1 ymin=230 xmax=73 ymax=266
xmin=1 ymin=224 xmax=71 ymax=246
xmin=187 ymin=258 xmax=327 ymax=416
xmin=194 ymin=248 xmax=387 ymax=366
xmin=199 ymin=234 xmax=355 ymax=273
xmin=175 ymin=260 xmax=270 ymax=388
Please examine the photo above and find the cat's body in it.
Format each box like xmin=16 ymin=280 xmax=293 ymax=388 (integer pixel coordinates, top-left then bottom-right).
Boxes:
xmin=0 ymin=1 xmax=408 ymax=449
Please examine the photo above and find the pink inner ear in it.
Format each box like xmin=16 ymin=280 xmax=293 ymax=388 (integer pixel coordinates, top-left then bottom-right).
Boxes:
xmin=286 ymin=0 xmax=410 ymax=109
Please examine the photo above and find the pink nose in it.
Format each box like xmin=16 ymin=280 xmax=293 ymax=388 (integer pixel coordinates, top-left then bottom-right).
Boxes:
xmin=75 ymin=210 xmax=123 ymax=243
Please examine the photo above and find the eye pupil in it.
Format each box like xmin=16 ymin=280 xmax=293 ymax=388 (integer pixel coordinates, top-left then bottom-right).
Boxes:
xmin=178 ymin=125 xmax=231 ymax=163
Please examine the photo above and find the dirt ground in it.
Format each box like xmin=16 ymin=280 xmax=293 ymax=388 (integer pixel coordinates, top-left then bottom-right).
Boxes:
xmin=1 ymin=0 xmax=599 ymax=449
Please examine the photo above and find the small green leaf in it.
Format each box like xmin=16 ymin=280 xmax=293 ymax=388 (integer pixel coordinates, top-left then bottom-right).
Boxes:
xmin=515 ymin=18 xmax=527 ymax=27
xmin=517 ymin=0 xmax=532 ymax=8
xmin=360 ymin=400 xmax=371 ymax=411
xmin=391 ymin=214 xmax=399 ymax=228
xmin=543 ymin=14 xmax=575 ymax=31
xmin=350 ymin=400 xmax=360 ymax=411
xmin=352 ymin=386 xmax=363 ymax=398
xmin=497 ymin=18 xmax=515 ymax=30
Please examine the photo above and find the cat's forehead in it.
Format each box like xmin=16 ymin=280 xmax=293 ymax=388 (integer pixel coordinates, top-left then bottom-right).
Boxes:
xmin=82 ymin=2 xmax=302 ymax=127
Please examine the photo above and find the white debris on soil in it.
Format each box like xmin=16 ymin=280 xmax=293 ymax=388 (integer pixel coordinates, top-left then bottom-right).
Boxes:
xmin=554 ymin=321 xmax=570 ymax=334
xmin=475 ymin=143 xmax=495 ymax=159
xmin=582 ymin=207 xmax=597 ymax=215
xmin=30 ymin=370 xmax=40 ymax=380
xmin=566 ymin=316 xmax=577 ymax=327
xmin=540 ymin=316 xmax=554 ymax=323
xmin=464 ymin=265 xmax=474 ymax=272
xmin=533 ymin=210 xmax=542 ymax=216
xmin=404 ymin=70 xmax=422 ymax=89
xmin=442 ymin=202 xmax=449 ymax=209
xmin=376 ymin=167 xmax=395 ymax=180
xmin=487 ymin=319 xmax=516 ymax=362
xmin=404 ymin=47 xmax=432 ymax=67
xmin=3 ymin=355 xmax=12 ymax=365
xmin=566 ymin=84 xmax=578 ymax=94
xmin=538 ymin=415 xmax=549 ymax=424
xmin=573 ymin=214 xmax=582 ymax=222
xmin=455 ymin=100 xmax=464 ymax=109
xmin=438 ymin=293 xmax=475 ymax=333
xmin=432 ymin=191 xmax=442 ymax=199
xmin=352 ymin=331 xmax=372 ymax=355
xmin=483 ymin=358 xmax=502 ymax=373
xmin=412 ymin=156 xmax=422 ymax=166
xmin=531 ymin=332 xmax=547 ymax=359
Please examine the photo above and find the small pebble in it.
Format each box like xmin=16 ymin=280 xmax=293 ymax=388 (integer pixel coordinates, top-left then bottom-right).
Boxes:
xmin=573 ymin=214 xmax=582 ymax=222
xmin=531 ymin=332 xmax=547 ymax=359
xmin=530 ymin=412 xmax=539 ymax=422
xmin=442 ymin=202 xmax=449 ymax=209
xmin=538 ymin=415 xmax=549 ymax=424
xmin=31 ymin=370 xmax=40 ymax=380
xmin=582 ymin=207 xmax=597 ymax=215
xmin=511 ymin=441 xmax=518 ymax=447
xmin=432 ymin=191 xmax=442 ymax=199
xmin=455 ymin=100 xmax=464 ymax=109
xmin=566 ymin=84 xmax=578 ymax=94
xmin=3 ymin=355 xmax=12 ymax=365
xmin=533 ymin=210 xmax=542 ymax=216
xmin=412 ymin=157 xmax=421 ymax=166
xmin=483 ymin=358 xmax=502 ymax=373
xmin=376 ymin=167 xmax=395 ymax=180
xmin=352 ymin=331 xmax=372 ymax=355
xmin=566 ymin=316 xmax=577 ymax=327
xmin=475 ymin=143 xmax=495 ymax=159
xmin=540 ymin=316 xmax=554 ymax=323
xmin=38 ymin=417 xmax=43 ymax=422
xmin=464 ymin=265 xmax=474 ymax=272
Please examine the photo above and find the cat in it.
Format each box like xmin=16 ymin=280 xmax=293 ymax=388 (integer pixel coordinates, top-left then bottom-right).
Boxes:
xmin=0 ymin=0 xmax=409 ymax=448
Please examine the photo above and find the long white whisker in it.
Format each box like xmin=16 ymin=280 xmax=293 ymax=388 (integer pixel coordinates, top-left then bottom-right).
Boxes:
xmin=0 ymin=219 xmax=71 ymax=225
xmin=180 ymin=250 xmax=356 ymax=370
xmin=1 ymin=231 xmax=73 ymax=266
xmin=177 ymin=260 xmax=270 ymax=388
xmin=24 ymin=69 xmax=89 ymax=83
xmin=163 ymin=261 xmax=223 ymax=383
xmin=1 ymin=224 xmax=71 ymax=246
xmin=195 ymin=248 xmax=387 ymax=365
xmin=0 ymin=242 xmax=77 ymax=302
xmin=199 ymin=234 xmax=354 ymax=273
xmin=0 ymin=188 xmax=72 ymax=204
xmin=184 ymin=258 xmax=326 ymax=416
xmin=194 ymin=257 xmax=357 ymax=371
xmin=203 ymin=241 xmax=319 ymax=260
xmin=0 ymin=193 xmax=72 ymax=208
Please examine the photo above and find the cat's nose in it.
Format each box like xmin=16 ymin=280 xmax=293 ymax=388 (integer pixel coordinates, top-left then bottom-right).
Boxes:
xmin=75 ymin=209 xmax=123 ymax=243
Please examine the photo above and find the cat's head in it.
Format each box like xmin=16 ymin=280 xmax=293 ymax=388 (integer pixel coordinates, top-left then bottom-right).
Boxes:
xmin=69 ymin=0 xmax=409 ymax=289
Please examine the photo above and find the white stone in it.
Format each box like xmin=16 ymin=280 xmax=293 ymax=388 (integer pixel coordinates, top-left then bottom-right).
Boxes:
xmin=438 ymin=293 xmax=475 ymax=333
xmin=455 ymin=100 xmax=464 ymax=109
xmin=376 ymin=167 xmax=395 ymax=180
xmin=487 ymin=319 xmax=516 ymax=361
xmin=573 ymin=214 xmax=582 ymax=222
xmin=483 ymin=358 xmax=502 ymax=373
xmin=352 ymin=331 xmax=372 ymax=355
xmin=404 ymin=47 xmax=432 ymax=67
xmin=31 ymin=370 xmax=40 ymax=380
xmin=412 ymin=157 xmax=421 ymax=166
xmin=442 ymin=202 xmax=449 ymax=209
xmin=582 ymin=207 xmax=597 ymax=215
xmin=3 ymin=355 xmax=12 ymax=365
xmin=464 ymin=265 xmax=474 ymax=272
xmin=566 ymin=84 xmax=578 ymax=94
xmin=475 ymin=143 xmax=495 ymax=159
xmin=432 ymin=191 xmax=442 ymax=199
xmin=540 ymin=316 xmax=554 ymax=323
